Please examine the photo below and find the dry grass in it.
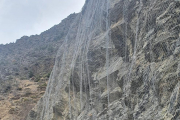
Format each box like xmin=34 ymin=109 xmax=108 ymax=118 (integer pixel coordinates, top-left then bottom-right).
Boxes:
xmin=0 ymin=78 xmax=47 ymax=120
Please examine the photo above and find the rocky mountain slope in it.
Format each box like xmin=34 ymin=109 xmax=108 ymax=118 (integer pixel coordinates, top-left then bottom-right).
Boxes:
xmin=0 ymin=13 xmax=77 ymax=82
xmin=27 ymin=0 xmax=180 ymax=120
xmin=0 ymin=13 xmax=77 ymax=120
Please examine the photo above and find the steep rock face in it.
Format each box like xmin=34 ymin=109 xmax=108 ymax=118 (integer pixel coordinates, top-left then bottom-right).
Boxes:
xmin=27 ymin=0 xmax=180 ymax=120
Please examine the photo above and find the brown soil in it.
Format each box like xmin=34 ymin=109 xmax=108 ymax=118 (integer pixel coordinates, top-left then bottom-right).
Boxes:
xmin=0 ymin=79 xmax=47 ymax=120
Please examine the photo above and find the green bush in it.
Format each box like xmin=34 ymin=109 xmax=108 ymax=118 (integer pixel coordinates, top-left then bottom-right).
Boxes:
xmin=17 ymin=87 xmax=22 ymax=91
xmin=20 ymin=77 xmax=26 ymax=80
xmin=34 ymin=76 xmax=41 ymax=82
xmin=24 ymin=67 xmax=28 ymax=70
xmin=15 ymin=73 xmax=19 ymax=76
xmin=45 ymin=73 xmax=51 ymax=78
xmin=28 ymin=71 xmax=34 ymax=78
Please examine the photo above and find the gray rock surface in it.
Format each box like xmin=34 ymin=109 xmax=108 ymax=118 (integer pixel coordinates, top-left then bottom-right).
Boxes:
xmin=27 ymin=0 xmax=180 ymax=120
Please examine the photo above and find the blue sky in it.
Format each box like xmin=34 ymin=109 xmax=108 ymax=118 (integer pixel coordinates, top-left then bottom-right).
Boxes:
xmin=0 ymin=0 xmax=85 ymax=44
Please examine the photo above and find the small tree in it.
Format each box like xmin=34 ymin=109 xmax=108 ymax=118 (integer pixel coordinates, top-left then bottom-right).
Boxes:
xmin=28 ymin=71 xmax=34 ymax=78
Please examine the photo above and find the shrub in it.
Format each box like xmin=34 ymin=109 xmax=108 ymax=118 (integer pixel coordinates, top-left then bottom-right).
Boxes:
xmin=34 ymin=76 xmax=41 ymax=82
xmin=17 ymin=87 xmax=22 ymax=91
xmin=15 ymin=73 xmax=19 ymax=76
xmin=24 ymin=67 xmax=28 ymax=70
xmin=29 ymin=71 xmax=34 ymax=78
xmin=45 ymin=73 xmax=51 ymax=78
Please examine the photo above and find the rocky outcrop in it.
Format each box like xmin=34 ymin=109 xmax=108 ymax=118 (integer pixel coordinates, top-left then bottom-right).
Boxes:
xmin=27 ymin=0 xmax=180 ymax=120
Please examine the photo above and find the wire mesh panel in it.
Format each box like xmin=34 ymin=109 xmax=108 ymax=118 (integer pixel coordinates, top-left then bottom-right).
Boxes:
xmin=26 ymin=0 xmax=180 ymax=120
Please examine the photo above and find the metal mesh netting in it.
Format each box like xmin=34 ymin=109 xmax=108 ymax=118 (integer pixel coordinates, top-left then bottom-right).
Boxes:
xmin=27 ymin=0 xmax=180 ymax=120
